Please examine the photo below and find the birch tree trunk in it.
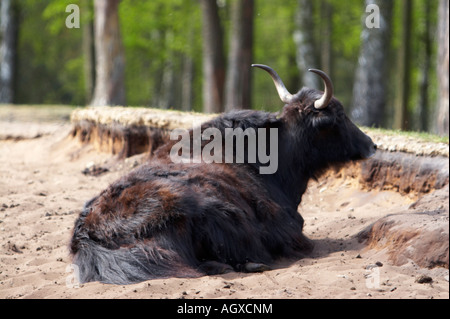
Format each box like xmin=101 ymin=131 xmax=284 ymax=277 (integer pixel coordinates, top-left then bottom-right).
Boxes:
xmin=90 ymin=0 xmax=126 ymax=106
xmin=351 ymin=0 xmax=393 ymax=127
xmin=294 ymin=0 xmax=319 ymax=89
xmin=0 ymin=0 xmax=17 ymax=103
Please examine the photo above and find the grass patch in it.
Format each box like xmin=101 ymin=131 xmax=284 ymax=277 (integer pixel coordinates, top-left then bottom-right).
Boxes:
xmin=0 ymin=104 xmax=78 ymax=123
xmin=361 ymin=127 xmax=449 ymax=144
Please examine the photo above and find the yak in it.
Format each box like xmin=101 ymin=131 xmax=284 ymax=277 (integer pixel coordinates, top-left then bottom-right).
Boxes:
xmin=70 ymin=64 xmax=376 ymax=284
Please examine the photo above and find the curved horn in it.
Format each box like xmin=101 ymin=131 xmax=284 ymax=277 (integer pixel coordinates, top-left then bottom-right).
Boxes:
xmin=308 ymin=69 xmax=333 ymax=110
xmin=252 ymin=64 xmax=295 ymax=104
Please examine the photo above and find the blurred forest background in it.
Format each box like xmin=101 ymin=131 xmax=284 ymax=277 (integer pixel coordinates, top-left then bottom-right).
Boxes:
xmin=0 ymin=0 xmax=448 ymax=136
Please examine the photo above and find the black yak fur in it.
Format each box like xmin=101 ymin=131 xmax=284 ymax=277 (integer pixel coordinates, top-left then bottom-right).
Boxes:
xmin=70 ymin=88 xmax=376 ymax=284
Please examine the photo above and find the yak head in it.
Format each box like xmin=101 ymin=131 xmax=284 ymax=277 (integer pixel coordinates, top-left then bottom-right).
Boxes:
xmin=252 ymin=64 xmax=376 ymax=171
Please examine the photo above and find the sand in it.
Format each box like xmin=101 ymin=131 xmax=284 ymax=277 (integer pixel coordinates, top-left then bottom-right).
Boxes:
xmin=0 ymin=118 xmax=448 ymax=299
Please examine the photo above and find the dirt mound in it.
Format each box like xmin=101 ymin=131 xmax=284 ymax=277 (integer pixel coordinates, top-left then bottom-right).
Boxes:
xmin=357 ymin=185 xmax=449 ymax=269
xmin=331 ymin=151 xmax=449 ymax=196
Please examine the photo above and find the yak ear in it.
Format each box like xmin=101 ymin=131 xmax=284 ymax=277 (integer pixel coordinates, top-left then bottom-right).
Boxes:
xmin=311 ymin=112 xmax=336 ymax=130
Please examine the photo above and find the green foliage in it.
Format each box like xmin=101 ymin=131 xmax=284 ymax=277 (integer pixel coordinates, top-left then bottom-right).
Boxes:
xmin=16 ymin=0 xmax=84 ymax=105
xmin=9 ymin=0 xmax=441 ymax=134
xmin=252 ymin=0 xmax=298 ymax=111
xmin=330 ymin=0 xmax=364 ymax=59
xmin=42 ymin=0 xmax=77 ymax=35
xmin=388 ymin=0 xmax=439 ymax=131
xmin=119 ymin=0 xmax=202 ymax=108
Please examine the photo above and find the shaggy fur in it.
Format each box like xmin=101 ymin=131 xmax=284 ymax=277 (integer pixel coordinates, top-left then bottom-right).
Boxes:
xmin=70 ymin=88 xmax=376 ymax=284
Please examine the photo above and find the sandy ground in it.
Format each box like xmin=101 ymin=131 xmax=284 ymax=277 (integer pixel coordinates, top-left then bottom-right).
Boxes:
xmin=0 ymin=117 xmax=448 ymax=299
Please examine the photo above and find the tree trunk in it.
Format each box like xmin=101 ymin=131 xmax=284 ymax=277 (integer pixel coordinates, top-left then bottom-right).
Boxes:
xmin=294 ymin=0 xmax=319 ymax=89
xmin=181 ymin=53 xmax=194 ymax=111
xmin=320 ymin=0 xmax=332 ymax=77
xmin=158 ymin=31 xmax=175 ymax=109
xmin=351 ymin=0 xmax=393 ymax=127
xmin=436 ymin=0 xmax=449 ymax=136
xmin=200 ymin=0 xmax=226 ymax=113
xmin=225 ymin=0 xmax=254 ymax=111
xmin=82 ymin=0 xmax=95 ymax=104
xmin=418 ymin=0 xmax=432 ymax=132
xmin=394 ymin=0 xmax=413 ymax=130
xmin=0 ymin=0 xmax=18 ymax=103
xmin=90 ymin=0 xmax=126 ymax=106
xmin=158 ymin=58 xmax=175 ymax=109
